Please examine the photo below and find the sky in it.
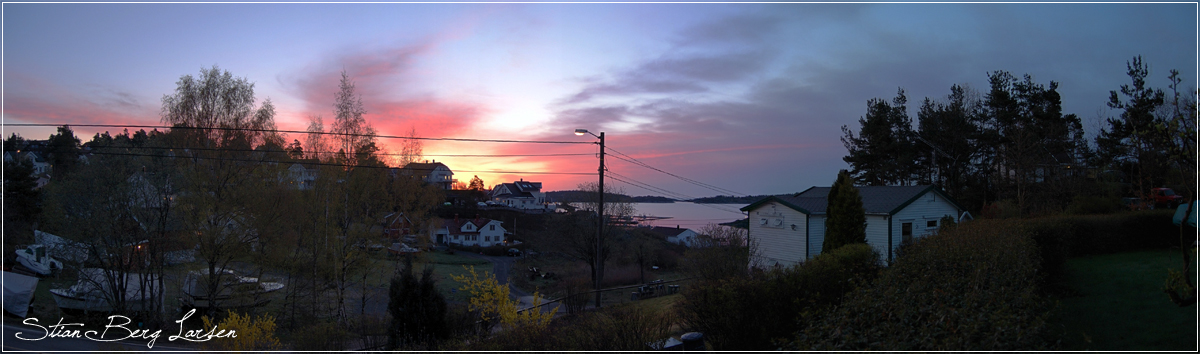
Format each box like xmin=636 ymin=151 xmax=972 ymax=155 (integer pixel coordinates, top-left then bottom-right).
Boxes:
xmin=3 ymin=1 xmax=1196 ymax=199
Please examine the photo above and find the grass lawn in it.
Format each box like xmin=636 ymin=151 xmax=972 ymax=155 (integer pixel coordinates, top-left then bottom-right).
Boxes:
xmin=410 ymin=251 xmax=491 ymax=303
xmin=625 ymin=293 xmax=681 ymax=313
xmin=1053 ymin=249 xmax=1198 ymax=351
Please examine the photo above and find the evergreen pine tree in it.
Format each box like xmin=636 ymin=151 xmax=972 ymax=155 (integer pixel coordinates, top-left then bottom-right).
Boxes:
xmin=823 ymin=170 xmax=867 ymax=253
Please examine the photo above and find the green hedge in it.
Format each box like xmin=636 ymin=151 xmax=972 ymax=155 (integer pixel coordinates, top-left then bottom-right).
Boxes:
xmin=675 ymin=243 xmax=881 ymax=350
xmin=1024 ymin=210 xmax=1180 ymax=286
xmin=1026 ymin=210 xmax=1178 ymax=256
xmin=794 ymin=220 xmax=1055 ymax=351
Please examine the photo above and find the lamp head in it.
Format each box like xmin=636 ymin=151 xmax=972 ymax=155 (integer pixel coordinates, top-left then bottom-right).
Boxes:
xmin=574 ymin=128 xmax=589 ymax=136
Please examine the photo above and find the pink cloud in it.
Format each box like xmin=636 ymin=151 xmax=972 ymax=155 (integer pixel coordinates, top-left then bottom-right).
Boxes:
xmin=278 ymin=35 xmax=496 ymax=163
xmin=3 ymin=72 xmax=159 ymax=139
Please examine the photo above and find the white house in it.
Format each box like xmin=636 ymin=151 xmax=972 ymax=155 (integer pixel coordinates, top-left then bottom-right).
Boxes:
xmin=434 ymin=217 xmax=507 ymax=247
xmin=398 ymin=161 xmax=455 ymax=190
xmin=741 ymin=185 xmax=965 ymax=267
xmin=23 ymin=152 xmax=51 ymax=177
xmin=285 ymin=163 xmax=318 ymax=190
xmin=490 ymin=180 xmax=548 ymax=210
xmin=5 ymin=151 xmax=52 ymax=188
xmin=645 ymin=226 xmax=700 ymax=247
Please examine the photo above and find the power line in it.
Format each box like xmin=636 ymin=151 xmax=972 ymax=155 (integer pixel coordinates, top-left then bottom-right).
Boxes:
xmin=606 ymin=172 xmax=691 ymax=201
xmin=77 ymin=144 xmax=591 ymax=158
xmin=3 ymin=123 xmax=593 ymax=145
xmin=80 ymin=150 xmax=596 ymax=175
xmin=606 ymin=180 xmax=741 ymax=216
xmin=605 ymin=171 xmax=743 ymax=215
xmin=605 ymin=146 xmax=746 ymax=197
xmin=606 ymin=173 xmax=744 ymax=215
xmin=607 ymin=149 xmax=744 ymax=196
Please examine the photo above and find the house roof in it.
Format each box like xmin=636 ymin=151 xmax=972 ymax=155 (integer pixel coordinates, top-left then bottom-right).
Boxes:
xmin=442 ymin=217 xmax=499 ymax=234
xmin=644 ymin=226 xmax=691 ymax=238
xmin=513 ymin=181 xmax=541 ymax=192
xmin=402 ymin=162 xmax=451 ymax=173
xmin=288 ymin=161 xmax=320 ymax=171
xmin=740 ymin=185 xmax=962 ymax=215
xmin=492 ymin=181 xmax=542 ymax=199
xmin=383 ymin=212 xmax=411 ymax=227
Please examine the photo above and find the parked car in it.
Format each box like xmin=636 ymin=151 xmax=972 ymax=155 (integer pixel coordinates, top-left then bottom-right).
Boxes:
xmin=1151 ymin=188 xmax=1184 ymax=208
xmin=1122 ymin=197 xmax=1155 ymax=211
xmin=507 ymin=248 xmax=522 ymax=257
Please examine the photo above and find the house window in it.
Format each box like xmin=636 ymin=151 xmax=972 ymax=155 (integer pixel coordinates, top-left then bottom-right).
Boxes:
xmin=489 ymin=225 xmax=495 ymax=231
xmin=902 ymin=222 xmax=913 ymax=244
xmin=927 ymin=220 xmax=938 ymax=228
xmin=485 ymin=236 xmax=490 ymax=242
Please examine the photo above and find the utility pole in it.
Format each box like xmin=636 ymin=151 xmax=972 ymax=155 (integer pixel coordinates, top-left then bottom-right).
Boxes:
xmin=596 ymin=131 xmax=605 ymax=309
xmin=575 ymin=128 xmax=606 ymax=309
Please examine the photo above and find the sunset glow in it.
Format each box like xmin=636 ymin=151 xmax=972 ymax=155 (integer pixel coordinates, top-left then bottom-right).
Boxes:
xmin=3 ymin=2 xmax=1194 ymax=196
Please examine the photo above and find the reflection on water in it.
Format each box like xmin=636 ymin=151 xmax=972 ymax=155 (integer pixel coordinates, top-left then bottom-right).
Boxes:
xmin=627 ymin=202 xmax=746 ymax=229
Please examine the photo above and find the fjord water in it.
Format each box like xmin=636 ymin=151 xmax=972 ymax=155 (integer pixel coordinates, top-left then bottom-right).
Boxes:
xmin=629 ymin=202 xmax=746 ymax=229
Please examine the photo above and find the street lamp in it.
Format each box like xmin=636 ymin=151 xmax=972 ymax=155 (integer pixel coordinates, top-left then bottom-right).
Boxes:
xmin=575 ymin=128 xmax=604 ymax=309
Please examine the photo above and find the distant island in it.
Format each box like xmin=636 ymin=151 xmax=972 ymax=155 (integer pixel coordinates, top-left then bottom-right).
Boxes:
xmin=631 ymin=195 xmax=676 ymax=203
xmin=689 ymin=195 xmax=773 ymax=204
xmin=546 ymin=191 xmax=772 ymax=204
xmin=546 ymin=191 xmax=676 ymax=203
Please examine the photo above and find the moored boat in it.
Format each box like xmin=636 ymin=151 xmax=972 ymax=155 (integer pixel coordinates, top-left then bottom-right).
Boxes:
xmin=180 ymin=268 xmax=283 ymax=310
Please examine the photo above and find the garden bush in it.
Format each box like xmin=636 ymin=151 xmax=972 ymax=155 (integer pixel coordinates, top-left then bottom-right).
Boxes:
xmin=454 ymin=303 xmax=674 ymax=350
xmin=793 ymin=220 xmax=1055 ymax=351
xmin=1065 ymin=195 xmax=1121 ymax=215
xmin=1028 ymin=210 xmax=1177 ymax=256
xmin=290 ymin=321 xmax=352 ymax=350
xmin=1020 ymin=210 xmax=1182 ymax=294
xmin=676 ymin=242 xmax=880 ymax=350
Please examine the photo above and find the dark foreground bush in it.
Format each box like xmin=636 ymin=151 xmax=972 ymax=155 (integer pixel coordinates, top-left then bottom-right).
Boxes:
xmin=453 ymin=304 xmax=674 ymax=351
xmin=1025 ymin=210 xmax=1177 ymax=285
xmin=676 ymin=243 xmax=880 ymax=350
xmin=1027 ymin=210 xmax=1177 ymax=256
xmin=793 ymin=220 xmax=1055 ymax=351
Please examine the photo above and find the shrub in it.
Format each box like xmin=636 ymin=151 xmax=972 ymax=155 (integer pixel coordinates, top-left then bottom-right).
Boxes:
xmin=1028 ymin=210 xmax=1177 ymax=256
xmin=454 ymin=303 xmax=675 ymax=351
xmin=1020 ymin=210 xmax=1177 ymax=290
xmin=291 ymin=321 xmax=352 ymax=350
xmin=680 ymin=226 xmax=750 ymax=281
xmin=676 ymin=276 xmax=776 ymax=350
xmin=653 ymin=247 xmax=681 ymax=270
xmin=387 ymin=258 xmax=449 ymax=350
xmin=1065 ymin=195 xmax=1121 ymax=215
xmin=982 ymin=199 xmax=1021 ymax=219
xmin=794 ymin=220 xmax=1055 ymax=351
xmin=200 ymin=310 xmax=283 ymax=351
xmin=560 ymin=277 xmax=590 ymax=315
xmin=556 ymin=305 xmax=676 ymax=350
xmin=676 ymin=243 xmax=880 ymax=350
xmin=781 ymin=243 xmax=881 ymax=307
